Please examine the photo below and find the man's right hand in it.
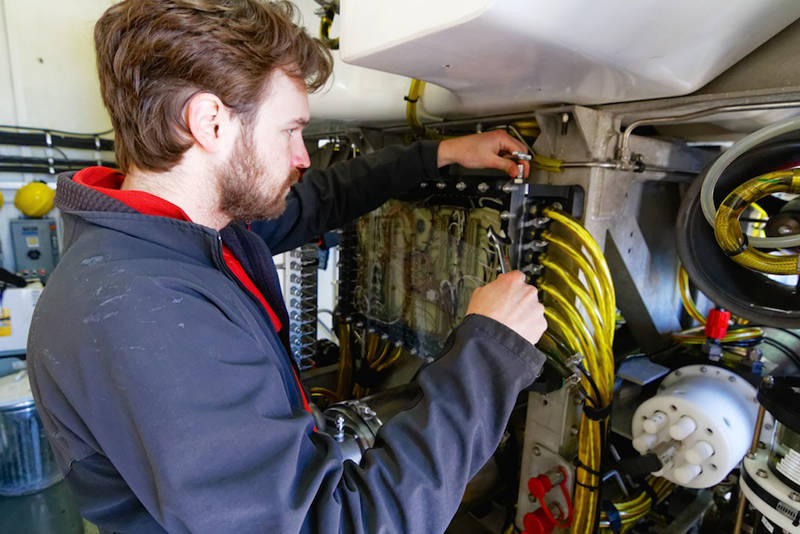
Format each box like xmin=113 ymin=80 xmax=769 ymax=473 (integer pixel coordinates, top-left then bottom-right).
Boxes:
xmin=466 ymin=271 xmax=547 ymax=346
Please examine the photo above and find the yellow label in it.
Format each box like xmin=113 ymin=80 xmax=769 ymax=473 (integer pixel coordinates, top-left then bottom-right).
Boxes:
xmin=0 ymin=308 xmax=11 ymax=337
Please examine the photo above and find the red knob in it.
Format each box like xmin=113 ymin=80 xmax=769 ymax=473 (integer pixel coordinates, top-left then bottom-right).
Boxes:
xmin=704 ymin=308 xmax=730 ymax=341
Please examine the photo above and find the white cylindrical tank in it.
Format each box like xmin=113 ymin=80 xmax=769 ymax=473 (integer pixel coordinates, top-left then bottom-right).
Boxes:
xmin=631 ymin=365 xmax=759 ymax=489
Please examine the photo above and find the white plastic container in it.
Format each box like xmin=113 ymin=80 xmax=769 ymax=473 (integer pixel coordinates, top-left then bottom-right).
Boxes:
xmin=331 ymin=0 xmax=800 ymax=118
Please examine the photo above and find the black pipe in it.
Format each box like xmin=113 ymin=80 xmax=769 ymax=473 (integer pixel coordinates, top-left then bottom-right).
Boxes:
xmin=0 ymin=131 xmax=114 ymax=151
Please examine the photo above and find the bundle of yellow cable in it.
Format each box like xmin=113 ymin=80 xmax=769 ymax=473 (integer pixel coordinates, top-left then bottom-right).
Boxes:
xmin=598 ymin=477 xmax=674 ymax=532
xmin=537 ymin=208 xmax=616 ymax=534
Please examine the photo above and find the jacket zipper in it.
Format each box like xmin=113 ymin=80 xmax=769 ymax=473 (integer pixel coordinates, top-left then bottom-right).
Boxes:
xmin=211 ymin=234 xmax=312 ymax=416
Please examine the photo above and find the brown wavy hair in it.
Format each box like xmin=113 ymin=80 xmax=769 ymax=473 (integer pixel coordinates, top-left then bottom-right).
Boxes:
xmin=94 ymin=0 xmax=332 ymax=173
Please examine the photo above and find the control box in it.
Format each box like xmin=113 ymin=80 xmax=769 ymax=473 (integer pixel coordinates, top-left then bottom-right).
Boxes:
xmin=10 ymin=219 xmax=59 ymax=281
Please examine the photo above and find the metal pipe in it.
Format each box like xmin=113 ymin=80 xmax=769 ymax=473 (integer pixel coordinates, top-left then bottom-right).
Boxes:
xmin=732 ymin=404 xmax=766 ymax=534
xmin=618 ymin=101 xmax=800 ymax=164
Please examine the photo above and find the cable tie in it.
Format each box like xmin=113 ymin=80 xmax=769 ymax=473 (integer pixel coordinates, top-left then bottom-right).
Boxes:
xmin=574 ymin=457 xmax=602 ymax=477
xmin=583 ymin=402 xmax=612 ymax=421
xmin=574 ymin=480 xmax=600 ymax=491
xmin=403 ymin=96 xmax=419 ymax=103
xmin=601 ymin=501 xmax=622 ymax=534
xmin=724 ymin=234 xmax=748 ymax=257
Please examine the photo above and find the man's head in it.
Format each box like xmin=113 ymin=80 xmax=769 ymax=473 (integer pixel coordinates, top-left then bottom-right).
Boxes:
xmin=94 ymin=0 xmax=332 ymax=205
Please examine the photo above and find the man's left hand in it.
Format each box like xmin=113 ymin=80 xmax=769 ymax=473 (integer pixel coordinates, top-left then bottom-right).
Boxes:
xmin=437 ymin=130 xmax=531 ymax=179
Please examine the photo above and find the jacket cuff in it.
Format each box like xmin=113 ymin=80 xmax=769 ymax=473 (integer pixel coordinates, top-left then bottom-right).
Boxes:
xmin=458 ymin=313 xmax=547 ymax=386
xmin=418 ymin=140 xmax=442 ymax=180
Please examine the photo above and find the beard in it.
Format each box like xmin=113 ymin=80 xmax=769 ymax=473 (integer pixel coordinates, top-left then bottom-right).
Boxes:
xmin=216 ymin=127 xmax=298 ymax=222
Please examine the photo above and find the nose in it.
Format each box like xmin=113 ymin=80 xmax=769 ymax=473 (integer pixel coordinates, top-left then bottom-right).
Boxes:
xmin=292 ymin=136 xmax=310 ymax=170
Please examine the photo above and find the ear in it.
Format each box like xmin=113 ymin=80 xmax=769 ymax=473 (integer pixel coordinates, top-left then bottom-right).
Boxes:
xmin=184 ymin=92 xmax=235 ymax=153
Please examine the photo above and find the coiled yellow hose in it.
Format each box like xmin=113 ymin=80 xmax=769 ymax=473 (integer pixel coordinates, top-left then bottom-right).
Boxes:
xmin=714 ymin=170 xmax=800 ymax=274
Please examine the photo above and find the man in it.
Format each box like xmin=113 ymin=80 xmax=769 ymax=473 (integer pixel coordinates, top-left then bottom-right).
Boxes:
xmin=28 ymin=1 xmax=548 ymax=533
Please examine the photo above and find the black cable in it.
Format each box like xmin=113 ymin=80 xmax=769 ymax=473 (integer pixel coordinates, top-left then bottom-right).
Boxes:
xmin=774 ymin=327 xmax=800 ymax=344
xmin=577 ymin=362 xmax=602 ymax=407
xmin=762 ymin=337 xmax=800 ymax=368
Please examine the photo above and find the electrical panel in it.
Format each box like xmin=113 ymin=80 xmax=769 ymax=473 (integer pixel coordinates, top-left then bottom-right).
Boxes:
xmin=10 ymin=219 xmax=59 ymax=281
xmin=338 ymin=170 xmax=583 ymax=361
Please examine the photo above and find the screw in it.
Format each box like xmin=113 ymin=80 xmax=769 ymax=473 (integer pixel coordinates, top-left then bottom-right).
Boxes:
xmin=532 ymin=446 xmax=541 ymax=456
xmin=764 ymin=376 xmax=775 ymax=387
xmin=700 ymin=366 xmax=708 ymax=373
xmin=790 ymin=492 xmax=800 ymax=502
xmin=477 ymin=182 xmax=489 ymax=193
xmin=455 ymin=181 xmax=467 ymax=191
xmin=728 ymin=375 xmax=736 ymax=383
xmin=764 ymin=423 xmax=773 ymax=431
xmin=756 ymin=469 xmax=768 ymax=479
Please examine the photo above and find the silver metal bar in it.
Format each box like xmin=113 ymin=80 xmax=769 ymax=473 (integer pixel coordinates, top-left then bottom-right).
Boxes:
xmin=618 ymin=100 xmax=800 ymax=163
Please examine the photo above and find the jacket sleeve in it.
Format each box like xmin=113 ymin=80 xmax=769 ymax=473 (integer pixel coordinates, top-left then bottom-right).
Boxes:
xmin=251 ymin=140 xmax=441 ymax=254
xmin=39 ymin=274 xmax=544 ymax=534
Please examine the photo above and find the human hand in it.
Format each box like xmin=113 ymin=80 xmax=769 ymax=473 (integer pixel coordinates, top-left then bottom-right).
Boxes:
xmin=466 ymin=271 xmax=547 ymax=346
xmin=437 ymin=130 xmax=530 ymax=179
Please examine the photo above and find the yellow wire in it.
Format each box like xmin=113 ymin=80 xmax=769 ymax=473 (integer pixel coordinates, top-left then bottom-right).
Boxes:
xmin=678 ymin=265 xmax=706 ymax=325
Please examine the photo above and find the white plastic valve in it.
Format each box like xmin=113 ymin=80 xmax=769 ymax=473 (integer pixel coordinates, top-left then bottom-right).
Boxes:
xmin=685 ymin=441 xmax=715 ymax=465
xmin=642 ymin=411 xmax=668 ymax=434
xmin=632 ymin=433 xmax=658 ymax=454
xmin=669 ymin=416 xmax=697 ymax=441
xmin=673 ymin=463 xmax=702 ymax=484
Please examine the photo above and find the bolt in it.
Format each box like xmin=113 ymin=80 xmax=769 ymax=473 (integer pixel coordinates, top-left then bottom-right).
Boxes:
xmin=532 ymin=446 xmax=541 ymax=456
xmin=455 ymin=181 xmax=467 ymax=191
xmin=728 ymin=375 xmax=736 ymax=383
xmin=700 ymin=366 xmax=708 ymax=373
xmin=764 ymin=376 xmax=775 ymax=387
xmin=436 ymin=182 xmax=446 ymax=190
xmin=756 ymin=468 xmax=768 ymax=479
xmin=790 ymin=492 xmax=800 ymax=502
xmin=764 ymin=423 xmax=773 ymax=431
xmin=477 ymin=182 xmax=489 ymax=193
xmin=334 ymin=415 xmax=345 ymax=442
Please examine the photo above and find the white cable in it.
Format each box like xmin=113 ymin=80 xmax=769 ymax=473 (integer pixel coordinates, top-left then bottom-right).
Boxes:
xmin=700 ymin=114 xmax=800 ymax=249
